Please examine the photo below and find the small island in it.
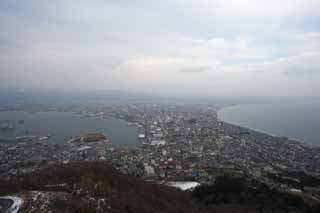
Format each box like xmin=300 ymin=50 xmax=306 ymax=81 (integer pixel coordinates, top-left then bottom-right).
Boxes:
xmin=68 ymin=132 xmax=107 ymax=143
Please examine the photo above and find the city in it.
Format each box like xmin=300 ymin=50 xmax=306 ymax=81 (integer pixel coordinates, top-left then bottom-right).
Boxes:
xmin=1 ymin=103 xmax=320 ymax=211
xmin=1 ymin=0 xmax=320 ymax=212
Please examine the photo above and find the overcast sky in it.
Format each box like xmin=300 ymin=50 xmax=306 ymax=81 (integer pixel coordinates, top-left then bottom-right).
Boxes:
xmin=1 ymin=0 xmax=320 ymax=97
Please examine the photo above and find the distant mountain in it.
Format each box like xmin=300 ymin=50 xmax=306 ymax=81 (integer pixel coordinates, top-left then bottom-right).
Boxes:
xmin=1 ymin=88 xmax=318 ymax=107
xmin=0 ymin=89 xmax=152 ymax=106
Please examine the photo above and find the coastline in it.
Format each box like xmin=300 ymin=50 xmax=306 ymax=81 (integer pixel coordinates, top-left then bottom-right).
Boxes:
xmin=0 ymin=110 xmax=140 ymax=148
xmin=217 ymin=104 xmax=317 ymax=148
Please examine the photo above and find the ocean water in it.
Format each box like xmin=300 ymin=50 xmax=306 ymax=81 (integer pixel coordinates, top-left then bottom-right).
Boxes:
xmin=0 ymin=111 xmax=140 ymax=148
xmin=218 ymin=100 xmax=320 ymax=145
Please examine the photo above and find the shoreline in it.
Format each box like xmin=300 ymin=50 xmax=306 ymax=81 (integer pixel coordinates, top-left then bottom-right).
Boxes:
xmin=217 ymin=104 xmax=317 ymax=148
xmin=1 ymin=106 xmax=318 ymax=149
xmin=0 ymin=110 xmax=140 ymax=148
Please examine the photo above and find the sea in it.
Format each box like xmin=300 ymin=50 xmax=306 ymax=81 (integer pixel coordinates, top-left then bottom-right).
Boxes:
xmin=2 ymin=101 xmax=319 ymax=148
xmin=218 ymin=100 xmax=320 ymax=146
xmin=0 ymin=111 xmax=140 ymax=148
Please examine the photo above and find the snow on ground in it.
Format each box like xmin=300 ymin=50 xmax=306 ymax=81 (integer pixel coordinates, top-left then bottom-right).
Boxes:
xmin=166 ymin=182 xmax=200 ymax=191
xmin=0 ymin=196 xmax=23 ymax=213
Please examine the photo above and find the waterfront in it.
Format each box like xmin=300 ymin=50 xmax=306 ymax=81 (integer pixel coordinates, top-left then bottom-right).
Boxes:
xmin=2 ymin=103 xmax=320 ymax=211
xmin=0 ymin=111 xmax=140 ymax=148
xmin=219 ymin=101 xmax=320 ymax=145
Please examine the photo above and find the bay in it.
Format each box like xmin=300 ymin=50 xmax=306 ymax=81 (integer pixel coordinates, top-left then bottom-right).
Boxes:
xmin=218 ymin=101 xmax=320 ymax=145
xmin=0 ymin=111 xmax=140 ymax=148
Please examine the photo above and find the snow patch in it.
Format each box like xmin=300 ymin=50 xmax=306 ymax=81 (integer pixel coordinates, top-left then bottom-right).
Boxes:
xmin=0 ymin=196 xmax=23 ymax=213
xmin=166 ymin=181 xmax=200 ymax=191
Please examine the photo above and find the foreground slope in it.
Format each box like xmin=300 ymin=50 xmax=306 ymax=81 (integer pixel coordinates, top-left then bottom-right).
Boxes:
xmin=1 ymin=162 xmax=319 ymax=213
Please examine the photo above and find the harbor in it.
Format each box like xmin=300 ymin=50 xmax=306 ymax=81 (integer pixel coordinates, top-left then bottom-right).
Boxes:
xmin=0 ymin=110 xmax=140 ymax=148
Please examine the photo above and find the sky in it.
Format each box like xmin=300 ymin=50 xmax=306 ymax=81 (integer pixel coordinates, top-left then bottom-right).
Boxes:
xmin=0 ymin=0 xmax=320 ymax=97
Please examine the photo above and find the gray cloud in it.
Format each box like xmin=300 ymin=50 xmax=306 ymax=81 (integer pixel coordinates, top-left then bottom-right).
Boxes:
xmin=0 ymin=0 xmax=320 ymax=96
xmin=283 ymin=68 xmax=320 ymax=76
xmin=179 ymin=66 xmax=211 ymax=73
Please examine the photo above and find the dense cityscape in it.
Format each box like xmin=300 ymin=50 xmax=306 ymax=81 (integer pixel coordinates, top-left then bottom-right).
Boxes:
xmin=1 ymin=0 xmax=320 ymax=212
xmin=1 ymin=103 xmax=320 ymax=211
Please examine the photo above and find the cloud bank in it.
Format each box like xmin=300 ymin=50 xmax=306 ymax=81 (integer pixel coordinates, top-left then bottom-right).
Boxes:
xmin=0 ymin=0 xmax=319 ymax=97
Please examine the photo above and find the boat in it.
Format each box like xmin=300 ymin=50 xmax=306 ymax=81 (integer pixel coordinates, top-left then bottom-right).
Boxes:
xmin=38 ymin=135 xmax=51 ymax=141
xmin=16 ymin=135 xmax=37 ymax=142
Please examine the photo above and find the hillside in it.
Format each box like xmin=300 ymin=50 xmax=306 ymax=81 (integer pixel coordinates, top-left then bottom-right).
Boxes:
xmin=1 ymin=162 xmax=319 ymax=213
